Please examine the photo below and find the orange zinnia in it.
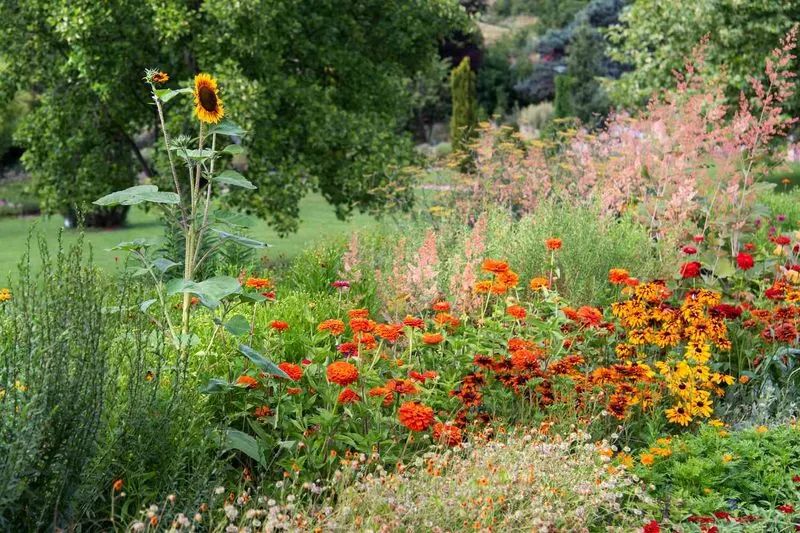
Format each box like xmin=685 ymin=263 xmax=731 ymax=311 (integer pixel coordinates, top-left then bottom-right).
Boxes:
xmin=432 ymin=422 xmax=462 ymax=446
xmin=432 ymin=301 xmax=451 ymax=312
xmin=529 ymin=277 xmax=549 ymax=290
xmin=481 ymin=259 xmax=510 ymax=274
xmin=349 ymin=318 xmax=376 ymax=333
xmin=236 ymin=375 xmax=259 ymax=389
xmin=545 ymin=238 xmax=562 ymax=250
xmin=608 ymin=268 xmax=630 ymax=285
xmin=375 ymin=323 xmax=404 ymax=342
xmin=398 ymin=401 xmax=434 ymax=432
xmin=245 ymin=277 xmax=272 ymax=289
xmin=474 ymin=280 xmax=493 ymax=293
xmin=497 ymin=269 xmax=519 ymax=288
xmin=326 ymin=361 xmax=359 ymax=386
xmin=421 ymin=332 xmax=444 ymax=345
xmin=369 ymin=386 xmax=394 ymax=406
xmin=506 ymin=305 xmax=527 ymax=320
xmin=337 ymin=388 xmax=361 ymax=404
xmin=318 ymin=319 xmax=345 ymax=335
xmin=278 ymin=362 xmax=302 ymax=381
xmin=402 ymin=316 xmax=425 ymax=329
xmin=348 ymin=308 xmax=370 ymax=319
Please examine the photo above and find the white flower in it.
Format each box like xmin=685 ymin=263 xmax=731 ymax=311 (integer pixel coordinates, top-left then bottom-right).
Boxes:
xmin=131 ymin=521 xmax=146 ymax=532
xmin=214 ymin=486 xmax=226 ymax=495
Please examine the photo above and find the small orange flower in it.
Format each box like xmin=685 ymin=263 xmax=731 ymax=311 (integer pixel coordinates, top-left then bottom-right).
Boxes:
xmin=545 ymin=238 xmax=562 ymax=250
xmin=236 ymin=375 xmax=259 ymax=389
xmin=337 ymin=388 xmax=361 ymax=404
xmin=506 ymin=305 xmax=527 ymax=320
xmin=739 ymin=375 xmax=750 ymax=384
xmin=369 ymin=386 xmax=394 ymax=406
xmin=432 ymin=301 xmax=451 ymax=312
xmin=348 ymin=308 xmax=370 ymax=319
xmin=245 ymin=277 xmax=272 ymax=289
xmin=640 ymin=453 xmax=655 ymax=466
xmin=496 ymin=269 xmax=519 ymax=288
xmin=432 ymin=422 xmax=462 ymax=446
xmin=375 ymin=323 xmax=404 ymax=342
xmin=350 ymin=318 xmax=376 ymax=333
xmin=254 ymin=405 xmax=272 ymax=418
xmin=318 ymin=319 xmax=345 ymax=335
xmin=286 ymin=387 xmax=302 ymax=395
xmin=398 ymin=401 xmax=434 ymax=431
xmin=474 ymin=280 xmax=493 ymax=293
xmin=326 ymin=361 xmax=359 ymax=386
xmin=490 ymin=281 xmax=508 ymax=295
xmin=529 ymin=277 xmax=549 ymax=290
xmin=151 ymin=71 xmax=169 ymax=83
xmin=113 ymin=479 xmax=123 ymax=491
xmin=608 ymin=268 xmax=630 ymax=285
xmin=402 ymin=316 xmax=425 ymax=329
xmin=278 ymin=362 xmax=303 ymax=381
xmin=421 ymin=332 xmax=444 ymax=345
xmin=270 ymin=320 xmax=289 ymax=331
xmin=481 ymin=259 xmax=509 ymax=274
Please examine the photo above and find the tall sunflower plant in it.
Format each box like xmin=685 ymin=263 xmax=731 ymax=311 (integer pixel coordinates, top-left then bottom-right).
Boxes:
xmin=94 ymin=69 xmax=287 ymax=379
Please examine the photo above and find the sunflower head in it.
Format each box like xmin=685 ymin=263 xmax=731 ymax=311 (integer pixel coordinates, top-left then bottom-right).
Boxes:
xmin=152 ymin=71 xmax=169 ymax=84
xmin=193 ymin=73 xmax=224 ymax=124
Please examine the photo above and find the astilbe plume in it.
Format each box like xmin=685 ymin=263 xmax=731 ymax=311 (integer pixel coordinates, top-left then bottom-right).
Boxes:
xmin=340 ymin=232 xmax=363 ymax=283
xmin=375 ymin=237 xmax=408 ymax=318
xmin=449 ymin=212 xmax=487 ymax=314
xmin=402 ymin=229 xmax=440 ymax=313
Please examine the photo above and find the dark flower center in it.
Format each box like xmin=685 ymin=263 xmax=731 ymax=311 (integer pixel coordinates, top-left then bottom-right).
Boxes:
xmin=199 ymin=86 xmax=218 ymax=112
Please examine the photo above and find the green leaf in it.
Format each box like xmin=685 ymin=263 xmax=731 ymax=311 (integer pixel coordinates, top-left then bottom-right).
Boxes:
xmin=106 ymin=238 xmax=154 ymax=252
xmin=167 ymin=276 xmax=241 ymax=309
xmin=208 ymin=120 xmax=246 ymax=137
xmin=223 ymin=429 xmax=265 ymax=465
xmin=224 ymin=315 xmax=250 ymax=336
xmin=199 ymin=378 xmax=232 ymax=394
xmin=222 ymin=144 xmax=244 ymax=155
xmin=238 ymin=344 xmax=290 ymax=379
xmin=94 ymin=185 xmax=179 ymax=206
xmin=140 ymin=299 xmax=157 ymax=312
xmin=183 ymin=148 xmax=215 ymax=160
xmin=713 ymin=257 xmax=736 ymax=279
xmin=154 ymin=87 xmax=192 ymax=102
xmin=214 ymin=170 xmax=256 ymax=190
xmin=152 ymin=257 xmax=181 ymax=273
xmin=212 ymin=210 xmax=255 ymax=229
xmin=212 ymin=229 xmax=267 ymax=248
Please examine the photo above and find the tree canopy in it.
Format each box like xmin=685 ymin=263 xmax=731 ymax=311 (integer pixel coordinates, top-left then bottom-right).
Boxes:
xmin=0 ymin=0 xmax=467 ymax=232
xmin=607 ymin=0 xmax=800 ymax=116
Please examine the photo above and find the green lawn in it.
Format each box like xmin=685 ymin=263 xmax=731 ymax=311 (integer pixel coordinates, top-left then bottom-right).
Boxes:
xmin=0 ymin=194 xmax=371 ymax=280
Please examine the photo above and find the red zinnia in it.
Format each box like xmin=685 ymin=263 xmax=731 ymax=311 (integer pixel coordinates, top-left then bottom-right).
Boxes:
xmin=278 ymin=362 xmax=302 ymax=381
xmin=777 ymin=504 xmax=795 ymax=514
xmin=682 ymin=246 xmax=697 ymax=255
xmin=545 ymin=238 xmax=562 ymax=250
xmin=270 ymin=320 xmax=289 ymax=331
xmin=736 ymin=252 xmax=754 ymax=271
xmin=693 ymin=235 xmax=705 ymax=243
xmin=680 ymin=261 xmax=702 ymax=278
xmin=432 ymin=301 xmax=451 ymax=312
xmin=337 ymin=388 xmax=361 ymax=404
xmin=236 ymin=375 xmax=259 ymax=389
xmin=608 ymin=268 xmax=630 ymax=284
xmin=643 ymin=519 xmax=660 ymax=533
xmin=397 ymin=401 xmax=434 ymax=432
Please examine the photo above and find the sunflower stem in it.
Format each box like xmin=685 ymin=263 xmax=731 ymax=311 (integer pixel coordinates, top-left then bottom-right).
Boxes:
xmin=194 ymin=133 xmax=216 ymax=269
xmin=150 ymin=84 xmax=188 ymax=225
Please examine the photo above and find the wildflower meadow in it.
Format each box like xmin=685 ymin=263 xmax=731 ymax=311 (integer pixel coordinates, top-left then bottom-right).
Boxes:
xmin=2 ymin=3 xmax=800 ymax=532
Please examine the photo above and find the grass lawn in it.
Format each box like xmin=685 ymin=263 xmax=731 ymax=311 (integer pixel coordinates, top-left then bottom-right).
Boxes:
xmin=0 ymin=194 xmax=371 ymax=280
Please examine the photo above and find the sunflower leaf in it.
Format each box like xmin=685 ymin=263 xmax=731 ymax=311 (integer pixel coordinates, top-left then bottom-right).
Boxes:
xmin=154 ymin=87 xmax=192 ymax=103
xmin=222 ymin=144 xmax=244 ymax=155
xmin=238 ymin=344 xmax=289 ymax=379
xmin=212 ymin=229 xmax=268 ymax=248
xmin=208 ymin=120 xmax=246 ymax=137
xmin=214 ymin=170 xmax=256 ymax=190
xmin=94 ymin=185 xmax=179 ymax=206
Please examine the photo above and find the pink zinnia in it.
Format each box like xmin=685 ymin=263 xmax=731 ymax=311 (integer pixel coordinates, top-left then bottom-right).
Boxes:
xmin=332 ymin=280 xmax=351 ymax=289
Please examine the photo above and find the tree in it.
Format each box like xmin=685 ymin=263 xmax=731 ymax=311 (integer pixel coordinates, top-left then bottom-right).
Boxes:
xmin=450 ymin=57 xmax=478 ymax=150
xmin=553 ymin=75 xmax=576 ymax=119
xmin=0 ymin=0 xmax=466 ymax=231
xmin=607 ymin=0 xmax=800 ymax=115
xmin=565 ymin=20 xmax=611 ymax=127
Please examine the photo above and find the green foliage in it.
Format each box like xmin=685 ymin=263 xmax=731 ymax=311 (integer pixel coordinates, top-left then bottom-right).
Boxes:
xmin=0 ymin=92 xmax=29 ymax=162
xmin=450 ymin=57 xmax=478 ymax=151
xmin=635 ymin=425 xmax=800 ymax=517
xmin=607 ymin=0 xmax=800 ymax=115
xmin=0 ymin=0 xmax=467 ymax=232
xmin=565 ymin=21 xmax=611 ymax=127
xmin=553 ymin=75 xmax=576 ymax=119
xmin=494 ymin=0 xmax=590 ymax=28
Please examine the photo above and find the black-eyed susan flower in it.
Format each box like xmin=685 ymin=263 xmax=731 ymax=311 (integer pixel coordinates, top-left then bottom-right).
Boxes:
xmin=193 ymin=73 xmax=224 ymax=124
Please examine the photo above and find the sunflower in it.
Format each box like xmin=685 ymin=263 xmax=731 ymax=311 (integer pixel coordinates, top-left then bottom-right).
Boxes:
xmin=193 ymin=73 xmax=224 ymax=124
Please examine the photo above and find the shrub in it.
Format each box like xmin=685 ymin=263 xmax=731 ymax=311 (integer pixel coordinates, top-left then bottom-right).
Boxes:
xmin=518 ymin=102 xmax=554 ymax=132
xmin=450 ymin=57 xmax=478 ymax=151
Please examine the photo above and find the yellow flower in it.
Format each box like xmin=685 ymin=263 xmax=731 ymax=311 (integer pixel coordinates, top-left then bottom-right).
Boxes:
xmin=708 ymin=419 xmax=724 ymax=427
xmin=718 ymin=430 xmax=729 ymax=437
xmin=193 ymin=73 xmax=224 ymax=124
xmin=665 ymin=404 xmax=692 ymax=426
xmin=650 ymin=446 xmax=672 ymax=457
xmin=0 ymin=287 xmax=10 ymax=302
xmin=722 ymin=453 xmax=734 ymax=463
xmin=755 ymin=425 xmax=768 ymax=434
xmin=14 ymin=380 xmax=27 ymax=392
xmin=774 ymin=244 xmax=787 ymax=257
